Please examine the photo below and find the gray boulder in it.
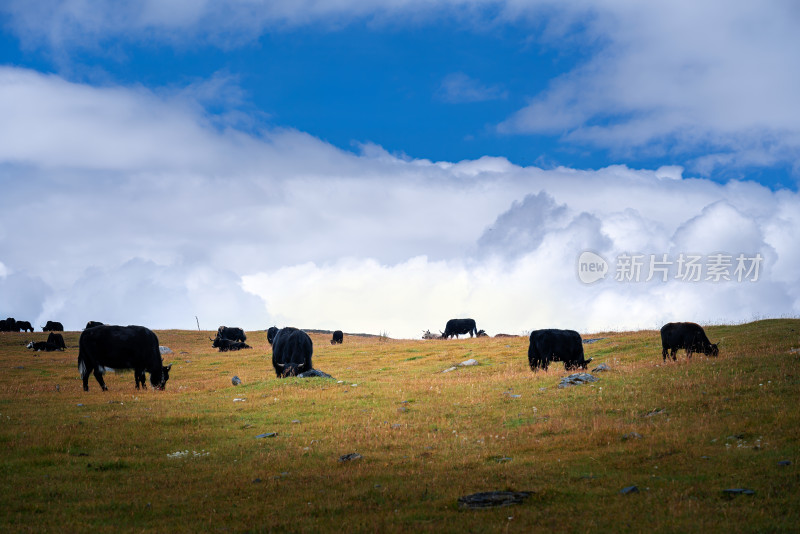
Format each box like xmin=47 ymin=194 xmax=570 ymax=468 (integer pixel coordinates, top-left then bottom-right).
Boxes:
xmin=558 ymin=373 xmax=599 ymax=388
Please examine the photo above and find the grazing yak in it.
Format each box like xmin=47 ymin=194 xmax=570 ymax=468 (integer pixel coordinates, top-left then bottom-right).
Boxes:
xmin=0 ymin=317 xmax=17 ymax=331
xmin=16 ymin=320 xmax=34 ymax=332
xmin=441 ymin=318 xmax=478 ymax=339
xmin=660 ymin=322 xmax=719 ymax=361
xmin=85 ymin=321 xmax=104 ymax=330
xmin=47 ymin=332 xmax=66 ymax=350
xmin=217 ymin=326 xmax=246 ymax=342
xmin=331 ymin=330 xmax=344 ymax=345
xmin=78 ymin=325 xmax=171 ymax=391
xmin=267 ymin=326 xmax=313 ymax=377
xmin=211 ymin=325 xmax=249 ymax=351
xmin=528 ymin=329 xmax=593 ymax=371
xmin=42 ymin=321 xmax=63 ymax=332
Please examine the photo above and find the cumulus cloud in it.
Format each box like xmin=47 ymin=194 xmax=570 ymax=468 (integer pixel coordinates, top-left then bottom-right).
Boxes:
xmin=0 ymin=67 xmax=799 ymax=337
xmin=498 ymin=1 xmax=800 ymax=176
xmin=4 ymin=1 xmax=800 ymax=177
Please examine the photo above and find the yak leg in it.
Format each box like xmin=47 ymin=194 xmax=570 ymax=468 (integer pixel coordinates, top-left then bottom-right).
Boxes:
xmin=93 ymin=368 xmax=108 ymax=391
xmin=135 ymin=369 xmax=147 ymax=390
xmin=662 ymin=347 xmax=668 ymax=362
xmin=670 ymin=348 xmax=678 ymax=361
xmin=81 ymin=363 xmax=93 ymax=392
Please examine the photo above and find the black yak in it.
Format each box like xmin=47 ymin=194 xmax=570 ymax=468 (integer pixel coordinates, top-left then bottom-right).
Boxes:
xmin=268 ymin=327 xmax=313 ymax=377
xmin=660 ymin=322 xmax=719 ymax=361
xmin=528 ymin=329 xmax=592 ymax=371
xmin=78 ymin=325 xmax=171 ymax=391
xmin=441 ymin=318 xmax=478 ymax=339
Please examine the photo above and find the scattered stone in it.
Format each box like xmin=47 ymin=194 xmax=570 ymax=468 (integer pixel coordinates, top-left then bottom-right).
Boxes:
xmin=722 ymin=488 xmax=755 ymax=496
xmin=159 ymin=346 xmax=173 ymax=355
xmin=398 ymin=406 xmax=409 ymax=413
xmin=622 ymin=432 xmax=643 ymax=441
xmin=442 ymin=366 xmax=458 ymax=373
xmin=338 ymin=453 xmax=362 ymax=463
xmin=778 ymin=460 xmax=792 ymax=466
xmin=583 ymin=338 xmax=606 ymax=344
xmin=458 ymin=491 xmax=531 ymax=510
xmin=558 ymin=373 xmax=599 ymax=388
xmin=592 ymin=363 xmax=611 ymax=372
xmin=297 ymin=369 xmax=334 ymax=379
xmin=644 ymin=408 xmax=666 ymax=417
xmin=231 ymin=376 xmax=242 ymax=386
xmin=291 ymin=420 xmax=301 ymax=424
xmin=460 ymin=358 xmax=479 ymax=366
xmin=503 ymin=392 xmax=521 ymax=398
xmin=789 ymin=348 xmax=800 ymax=354
xmin=255 ymin=433 xmax=277 ymax=439
xmin=252 ymin=478 xmax=262 ymax=484
xmin=391 ymin=424 xmax=402 ymax=429
xmin=620 ymin=485 xmax=639 ymax=495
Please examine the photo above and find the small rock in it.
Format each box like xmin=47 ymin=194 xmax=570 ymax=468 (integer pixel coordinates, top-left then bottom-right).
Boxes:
xmin=644 ymin=408 xmax=666 ymax=417
xmin=338 ymin=453 xmax=362 ymax=463
xmin=297 ymin=369 xmax=334 ymax=379
xmin=291 ymin=420 xmax=301 ymax=424
xmin=442 ymin=366 xmax=458 ymax=373
xmin=583 ymin=338 xmax=606 ymax=344
xmin=458 ymin=491 xmax=531 ymax=509
xmin=391 ymin=424 xmax=402 ymax=429
xmin=592 ymin=363 xmax=611 ymax=372
xmin=255 ymin=433 xmax=277 ymax=439
xmin=723 ymin=488 xmax=755 ymax=496
xmin=459 ymin=358 xmax=479 ymax=366
xmin=233 ymin=398 xmax=246 ymax=402
xmin=231 ymin=376 xmax=242 ymax=386
xmin=778 ymin=460 xmax=792 ymax=466
xmin=159 ymin=346 xmax=173 ymax=355
xmin=620 ymin=485 xmax=639 ymax=495
xmin=252 ymin=478 xmax=262 ymax=484
xmin=622 ymin=432 xmax=643 ymax=441
xmin=558 ymin=373 xmax=599 ymax=388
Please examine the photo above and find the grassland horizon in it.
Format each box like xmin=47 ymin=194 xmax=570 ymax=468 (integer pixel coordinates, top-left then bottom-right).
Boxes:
xmin=1 ymin=319 xmax=798 ymax=532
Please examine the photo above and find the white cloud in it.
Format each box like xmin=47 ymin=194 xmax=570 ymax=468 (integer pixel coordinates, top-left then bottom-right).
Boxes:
xmin=1 ymin=66 xmax=799 ymax=337
xmin=437 ymin=72 xmax=507 ymax=104
xmin=5 ymin=2 xmax=800 ymax=176
xmin=498 ymin=1 xmax=800 ymax=176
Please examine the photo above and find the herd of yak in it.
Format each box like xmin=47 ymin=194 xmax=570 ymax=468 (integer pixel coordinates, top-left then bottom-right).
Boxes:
xmin=1 ymin=315 xmax=719 ymax=392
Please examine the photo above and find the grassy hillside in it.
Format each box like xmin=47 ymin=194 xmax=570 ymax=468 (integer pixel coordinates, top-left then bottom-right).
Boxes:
xmin=1 ymin=320 xmax=798 ymax=533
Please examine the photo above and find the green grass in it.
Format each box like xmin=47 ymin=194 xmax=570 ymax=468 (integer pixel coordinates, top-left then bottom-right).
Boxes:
xmin=1 ymin=320 xmax=799 ymax=532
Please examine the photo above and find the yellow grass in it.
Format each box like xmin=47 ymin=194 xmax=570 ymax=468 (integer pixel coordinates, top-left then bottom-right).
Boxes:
xmin=0 ymin=320 xmax=798 ymax=532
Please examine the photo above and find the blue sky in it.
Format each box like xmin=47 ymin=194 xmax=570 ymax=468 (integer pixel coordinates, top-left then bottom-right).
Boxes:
xmin=4 ymin=2 xmax=796 ymax=188
xmin=1 ymin=1 xmax=798 ymax=337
